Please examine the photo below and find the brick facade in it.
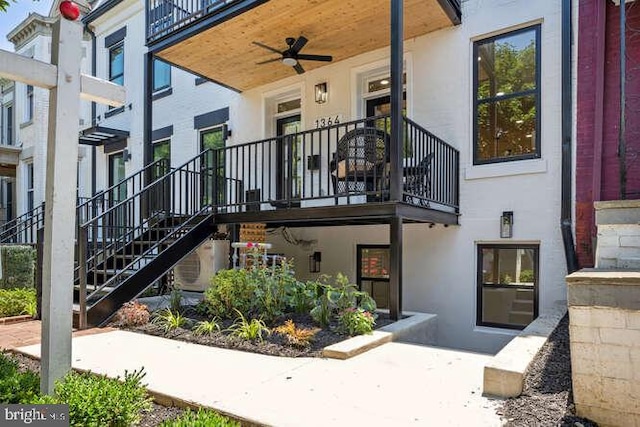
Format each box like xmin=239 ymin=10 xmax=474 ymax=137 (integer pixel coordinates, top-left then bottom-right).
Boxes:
xmin=577 ymin=1 xmax=640 ymax=268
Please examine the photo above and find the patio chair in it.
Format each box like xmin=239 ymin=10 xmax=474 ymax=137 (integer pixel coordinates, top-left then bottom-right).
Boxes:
xmin=403 ymin=153 xmax=434 ymax=201
xmin=330 ymin=127 xmax=390 ymax=199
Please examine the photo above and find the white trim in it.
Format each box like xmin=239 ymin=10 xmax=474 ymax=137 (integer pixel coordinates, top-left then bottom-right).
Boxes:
xmin=464 ymin=158 xmax=548 ymax=180
xmin=469 ymin=18 xmax=545 ymax=42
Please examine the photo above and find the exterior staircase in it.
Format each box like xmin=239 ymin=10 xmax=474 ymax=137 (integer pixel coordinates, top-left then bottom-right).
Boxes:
xmin=594 ymin=200 xmax=640 ymax=269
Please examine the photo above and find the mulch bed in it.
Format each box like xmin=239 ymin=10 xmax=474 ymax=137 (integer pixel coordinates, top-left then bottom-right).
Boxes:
xmin=122 ymin=310 xmax=395 ymax=358
xmin=498 ymin=315 xmax=598 ymax=426
xmin=2 ymin=351 xmax=185 ymax=427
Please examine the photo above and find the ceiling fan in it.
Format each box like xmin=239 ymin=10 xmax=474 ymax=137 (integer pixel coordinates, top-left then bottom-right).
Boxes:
xmin=252 ymin=36 xmax=333 ymax=74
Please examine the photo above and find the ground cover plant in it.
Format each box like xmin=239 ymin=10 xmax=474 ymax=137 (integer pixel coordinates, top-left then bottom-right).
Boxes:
xmin=119 ymin=253 xmax=389 ymax=357
xmin=159 ymin=409 xmax=240 ymax=427
xmin=0 ymin=287 xmax=36 ymax=318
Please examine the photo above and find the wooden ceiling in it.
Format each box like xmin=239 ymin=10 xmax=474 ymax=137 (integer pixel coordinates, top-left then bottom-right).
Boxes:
xmin=157 ymin=0 xmax=455 ymax=91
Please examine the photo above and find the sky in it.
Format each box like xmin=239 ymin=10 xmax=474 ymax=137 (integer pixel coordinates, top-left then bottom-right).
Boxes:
xmin=0 ymin=0 xmax=54 ymax=51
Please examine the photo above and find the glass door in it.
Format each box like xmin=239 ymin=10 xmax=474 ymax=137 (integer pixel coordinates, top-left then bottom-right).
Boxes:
xmin=200 ymin=126 xmax=226 ymax=206
xmin=276 ymin=114 xmax=302 ymax=207
xmin=357 ymin=245 xmax=390 ymax=309
xmin=108 ymin=152 xmax=126 ymax=238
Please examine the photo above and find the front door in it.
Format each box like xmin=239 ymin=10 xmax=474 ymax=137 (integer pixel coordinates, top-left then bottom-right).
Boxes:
xmin=201 ymin=126 xmax=226 ymax=206
xmin=108 ymin=152 xmax=126 ymax=237
xmin=276 ymin=115 xmax=302 ymax=206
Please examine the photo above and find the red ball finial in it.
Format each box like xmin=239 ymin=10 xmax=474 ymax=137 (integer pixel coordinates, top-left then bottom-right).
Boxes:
xmin=60 ymin=0 xmax=80 ymax=21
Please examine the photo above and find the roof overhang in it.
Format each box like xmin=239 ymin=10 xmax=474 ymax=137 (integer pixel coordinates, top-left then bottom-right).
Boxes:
xmin=154 ymin=0 xmax=460 ymax=92
xmin=78 ymin=126 xmax=129 ymax=146
xmin=0 ymin=146 xmax=21 ymax=176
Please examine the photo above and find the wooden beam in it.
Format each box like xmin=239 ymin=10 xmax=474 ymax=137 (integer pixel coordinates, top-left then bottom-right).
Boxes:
xmin=0 ymin=49 xmax=57 ymax=89
xmin=80 ymin=74 xmax=126 ymax=107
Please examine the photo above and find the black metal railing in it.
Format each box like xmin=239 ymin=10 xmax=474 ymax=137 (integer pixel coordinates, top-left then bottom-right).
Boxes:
xmin=0 ymin=203 xmax=45 ymax=244
xmin=147 ymin=0 xmax=241 ymax=43
xmin=212 ymin=114 xmax=459 ymax=213
xmin=75 ymin=150 xmax=212 ymax=327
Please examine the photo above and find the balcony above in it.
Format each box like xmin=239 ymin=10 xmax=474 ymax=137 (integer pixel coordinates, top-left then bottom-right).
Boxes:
xmin=147 ymin=0 xmax=462 ymax=91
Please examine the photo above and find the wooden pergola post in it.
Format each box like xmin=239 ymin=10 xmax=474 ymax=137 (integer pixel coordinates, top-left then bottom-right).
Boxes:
xmin=389 ymin=0 xmax=404 ymax=321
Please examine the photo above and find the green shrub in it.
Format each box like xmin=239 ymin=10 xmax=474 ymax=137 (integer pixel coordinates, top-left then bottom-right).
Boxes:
xmin=152 ymin=308 xmax=187 ymax=333
xmin=42 ymin=369 xmax=152 ymax=427
xmin=192 ymin=319 xmax=220 ymax=336
xmin=519 ymin=269 xmax=535 ymax=282
xmin=338 ymin=308 xmax=376 ymax=336
xmin=0 ymin=288 xmax=36 ymax=318
xmin=227 ymin=310 xmax=270 ymax=341
xmin=309 ymin=274 xmax=377 ymax=327
xmin=0 ymin=246 xmax=36 ymax=289
xmin=202 ymin=269 xmax=255 ymax=318
xmin=161 ymin=409 xmax=240 ymax=427
xmin=0 ymin=353 xmax=40 ymax=404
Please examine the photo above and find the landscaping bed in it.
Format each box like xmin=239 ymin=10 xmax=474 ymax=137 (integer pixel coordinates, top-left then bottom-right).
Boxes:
xmin=1 ymin=351 xmax=239 ymax=426
xmin=498 ymin=315 xmax=597 ymax=426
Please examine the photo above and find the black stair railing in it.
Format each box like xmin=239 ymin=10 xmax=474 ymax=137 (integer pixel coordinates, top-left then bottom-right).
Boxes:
xmin=75 ymin=150 xmax=213 ymax=328
xmin=0 ymin=203 xmax=45 ymax=244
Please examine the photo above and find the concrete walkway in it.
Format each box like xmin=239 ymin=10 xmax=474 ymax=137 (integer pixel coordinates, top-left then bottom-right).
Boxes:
xmin=18 ymin=330 xmax=504 ymax=426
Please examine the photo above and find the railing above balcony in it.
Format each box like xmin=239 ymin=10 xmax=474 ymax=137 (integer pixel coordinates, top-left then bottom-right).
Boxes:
xmin=147 ymin=0 xmax=243 ymax=43
xmin=212 ymin=114 xmax=459 ymax=216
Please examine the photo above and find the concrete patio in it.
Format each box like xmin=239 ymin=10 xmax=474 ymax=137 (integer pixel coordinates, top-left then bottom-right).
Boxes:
xmin=15 ymin=328 xmax=505 ymax=426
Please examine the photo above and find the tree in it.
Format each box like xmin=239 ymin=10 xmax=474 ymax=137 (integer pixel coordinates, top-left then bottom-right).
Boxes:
xmin=0 ymin=0 xmax=15 ymax=12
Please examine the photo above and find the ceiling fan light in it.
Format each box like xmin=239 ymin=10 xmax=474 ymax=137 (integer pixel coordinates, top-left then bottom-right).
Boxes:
xmin=282 ymin=57 xmax=297 ymax=66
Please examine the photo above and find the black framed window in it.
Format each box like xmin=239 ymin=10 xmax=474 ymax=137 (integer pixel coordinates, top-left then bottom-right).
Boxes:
xmin=473 ymin=25 xmax=541 ymax=165
xmin=153 ymin=59 xmax=171 ymax=92
xmin=25 ymin=85 xmax=34 ymax=122
xmin=357 ymin=245 xmax=390 ymax=309
xmin=109 ymin=43 xmax=124 ymax=86
xmin=201 ymin=126 xmax=226 ymax=205
xmin=477 ymin=244 xmax=539 ymax=330
xmin=26 ymin=163 xmax=34 ymax=212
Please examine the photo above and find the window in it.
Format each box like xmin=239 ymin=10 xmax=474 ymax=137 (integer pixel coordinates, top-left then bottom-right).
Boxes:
xmin=477 ymin=244 xmax=539 ymax=329
xmin=152 ymin=139 xmax=171 ymax=177
xmin=26 ymin=163 xmax=34 ymax=212
xmin=25 ymin=85 xmax=34 ymax=122
xmin=153 ymin=59 xmax=171 ymax=92
xmin=1 ymin=104 xmax=12 ymax=145
xmin=201 ymin=126 xmax=226 ymax=205
xmin=357 ymin=245 xmax=390 ymax=309
xmin=109 ymin=43 xmax=124 ymax=86
xmin=474 ymin=25 xmax=540 ymax=164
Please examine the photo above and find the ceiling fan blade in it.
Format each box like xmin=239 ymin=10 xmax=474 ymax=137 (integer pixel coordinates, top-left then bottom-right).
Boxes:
xmin=252 ymin=41 xmax=282 ymax=54
xmin=256 ymin=57 xmax=282 ymax=65
xmin=293 ymin=63 xmax=305 ymax=74
xmin=297 ymin=54 xmax=333 ymax=62
xmin=291 ymin=36 xmax=308 ymax=54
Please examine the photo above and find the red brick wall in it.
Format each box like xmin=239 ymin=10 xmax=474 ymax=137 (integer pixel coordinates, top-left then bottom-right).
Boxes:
xmin=576 ymin=0 xmax=640 ymax=267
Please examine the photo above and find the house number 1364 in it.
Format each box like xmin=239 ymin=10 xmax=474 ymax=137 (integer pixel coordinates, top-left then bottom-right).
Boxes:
xmin=315 ymin=115 xmax=341 ymax=129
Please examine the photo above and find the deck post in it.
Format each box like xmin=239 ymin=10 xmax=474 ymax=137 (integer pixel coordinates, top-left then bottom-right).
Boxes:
xmin=390 ymin=0 xmax=404 ymax=202
xmin=389 ymin=215 xmax=403 ymax=320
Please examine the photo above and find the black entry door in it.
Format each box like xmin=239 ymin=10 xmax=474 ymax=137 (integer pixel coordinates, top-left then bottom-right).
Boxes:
xmin=276 ymin=114 xmax=301 ymax=206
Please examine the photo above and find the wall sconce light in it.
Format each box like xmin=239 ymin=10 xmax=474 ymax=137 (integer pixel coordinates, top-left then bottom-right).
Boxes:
xmin=500 ymin=211 xmax=513 ymax=238
xmin=309 ymin=251 xmax=321 ymax=273
xmin=123 ymin=148 xmax=131 ymax=162
xmin=315 ymin=82 xmax=328 ymax=104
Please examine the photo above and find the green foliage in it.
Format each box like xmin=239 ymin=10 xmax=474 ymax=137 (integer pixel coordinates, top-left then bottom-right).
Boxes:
xmin=160 ymin=409 xmax=240 ymax=427
xmin=338 ymin=308 xmax=376 ymax=336
xmin=0 ymin=246 xmax=36 ymax=289
xmin=168 ymin=288 xmax=183 ymax=313
xmin=310 ymin=273 xmax=376 ymax=328
xmin=202 ymin=269 xmax=255 ymax=318
xmin=227 ymin=309 xmax=270 ymax=342
xmin=192 ymin=319 xmax=220 ymax=336
xmin=45 ymin=369 xmax=152 ymax=427
xmin=152 ymin=308 xmax=187 ymax=333
xmin=0 ymin=0 xmax=15 ymax=13
xmin=250 ymin=256 xmax=299 ymax=322
xmin=274 ymin=320 xmax=319 ymax=348
xmin=519 ymin=269 xmax=534 ymax=282
xmin=114 ymin=301 xmax=150 ymax=327
xmin=0 ymin=353 xmax=40 ymax=404
xmin=0 ymin=288 xmax=36 ymax=318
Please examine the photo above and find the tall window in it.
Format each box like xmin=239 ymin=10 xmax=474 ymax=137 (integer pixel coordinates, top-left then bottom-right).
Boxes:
xmin=477 ymin=244 xmax=539 ymax=329
xmin=26 ymin=163 xmax=34 ymax=212
xmin=153 ymin=59 xmax=171 ymax=92
xmin=1 ymin=104 xmax=12 ymax=145
xmin=25 ymin=85 xmax=34 ymax=122
xmin=357 ymin=245 xmax=390 ymax=309
xmin=109 ymin=43 xmax=124 ymax=85
xmin=474 ymin=25 xmax=540 ymax=164
xmin=201 ymin=127 xmax=226 ymax=205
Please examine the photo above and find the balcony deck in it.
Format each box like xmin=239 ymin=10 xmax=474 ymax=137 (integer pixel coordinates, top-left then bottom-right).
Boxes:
xmin=209 ymin=115 xmax=459 ymax=227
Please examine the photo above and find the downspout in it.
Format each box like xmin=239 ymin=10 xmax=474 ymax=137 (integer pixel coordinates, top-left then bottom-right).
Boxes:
xmin=85 ymin=24 xmax=97 ymax=197
xmin=562 ymin=0 xmax=579 ymax=273
xmin=619 ymin=0 xmax=627 ymax=199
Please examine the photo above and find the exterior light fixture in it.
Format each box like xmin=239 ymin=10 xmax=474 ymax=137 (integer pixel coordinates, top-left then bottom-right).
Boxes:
xmin=315 ymin=82 xmax=328 ymax=104
xmin=309 ymin=251 xmax=321 ymax=273
xmin=501 ymin=211 xmax=513 ymax=238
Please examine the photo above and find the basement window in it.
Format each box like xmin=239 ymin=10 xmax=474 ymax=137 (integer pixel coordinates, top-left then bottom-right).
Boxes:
xmin=357 ymin=245 xmax=390 ymax=309
xmin=477 ymin=244 xmax=539 ymax=330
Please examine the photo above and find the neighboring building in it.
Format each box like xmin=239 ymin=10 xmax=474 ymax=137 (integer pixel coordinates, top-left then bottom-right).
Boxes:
xmin=4 ymin=0 xmax=577 ymax=354
xmin=576 ymin=0 xmax=640 ymax=268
